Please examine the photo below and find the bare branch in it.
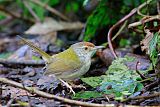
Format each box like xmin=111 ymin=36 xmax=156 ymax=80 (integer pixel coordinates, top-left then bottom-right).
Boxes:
xmin=29 ymin=0 xmax=70 ymax=21
xmin=0 ymin=6 xmax=34 ymax=23
xmin=23 ymin=0 xmax=41 ymax=22
xmin=0 ymin=77 xmax=115 ymax=107
xmin=0 ymin=59 xmax=45 ymax=67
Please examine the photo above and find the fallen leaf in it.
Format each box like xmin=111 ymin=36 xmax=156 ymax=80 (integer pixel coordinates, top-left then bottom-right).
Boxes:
xmin=140 ymin=29 xmax=154 ymax=54
xmin=25 ymin=17 xmax=84 ymax=35
xmin=2 ymin=86 xmax=33 ymax=98
xmin=81 ymin=76 xmax=103 ymax=88
xmin=73 ymin=91 xmax=102 ymax=99
xmin=37 ymin=76 xmax=60 ymax=91
xmin=99 ymin=49 xmax=150 ymax=70
xmin=100 ymin=57 xmax=145 ymax=100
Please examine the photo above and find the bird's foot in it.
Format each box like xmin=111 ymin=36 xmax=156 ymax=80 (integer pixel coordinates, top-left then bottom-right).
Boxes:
xmin=59 ymin=79 xmax=75 ymax=95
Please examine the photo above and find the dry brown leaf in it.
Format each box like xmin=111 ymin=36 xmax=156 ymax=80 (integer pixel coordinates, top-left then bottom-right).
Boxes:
xmin=140 ymin=29 xmax=154 ymax=54
xmin=25 ymin=17 xmax=84 ymax=35
xmin=99 ymin=49 xmax=150 ymax=70
xmin=8 ymin=45 xmax=30 ymax=60
xmin=2 ymin=86 xmax=33 ymax=98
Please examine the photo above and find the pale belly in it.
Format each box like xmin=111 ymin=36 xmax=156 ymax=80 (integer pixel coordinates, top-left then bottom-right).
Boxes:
xmin=59 ymin=61 xmax=91 ymax=80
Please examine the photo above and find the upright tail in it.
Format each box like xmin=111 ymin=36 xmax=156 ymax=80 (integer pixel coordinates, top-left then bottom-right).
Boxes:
xmin=18 ymin=36 xmax=52 ymax=63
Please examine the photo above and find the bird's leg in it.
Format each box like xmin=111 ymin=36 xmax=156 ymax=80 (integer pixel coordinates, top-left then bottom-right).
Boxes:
xmin=59 ymin=79 xmax=75 ymax=95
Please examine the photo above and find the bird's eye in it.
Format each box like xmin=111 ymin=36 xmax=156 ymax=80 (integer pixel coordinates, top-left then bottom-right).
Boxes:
xmin=84 ymin=47 xmax=88 ymax=50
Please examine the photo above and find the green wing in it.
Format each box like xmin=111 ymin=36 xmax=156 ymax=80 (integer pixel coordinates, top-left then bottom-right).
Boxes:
xmin=44 ymin=48 xmax=82 ymax=78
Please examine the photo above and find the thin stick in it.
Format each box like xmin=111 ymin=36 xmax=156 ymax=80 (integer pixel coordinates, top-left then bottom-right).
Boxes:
xmin=0 ymin=16 xmax=13 ymax=25
xmin=124 ymin=92 xmax=160 ymax=102
xmin=157 ymin=1 xmax=160 ymax=14
xmin=103 ymin=20 xmax=127 ymax=47
xmin=7 ymin=98 xmax=15 ymax=107
xmin=128 ymin=15 xmax=160 ymax=28
xmin=0 ymin=77 xmax=115 ymax=107
xmin=29 ymin=0 xmax=70 ymax=21
xmin=107 ymin=8 xmax=137 ymax=58
xmin=23 ymin=0 xmax=41 ymax=22
xmin=0 ymin=59 xmax=45 ymax=67
xmin=137 ymin=0 xmax=153 ymax=17
xmin=135 ymin=61 xmax=147 ymax=79
xmin=112 ymin=20 xmax=128 ymax=41
xmin=107 ymin=0 xmax=153 ymax=59
xmin=0 ymin=6 xmax=34 ymax=23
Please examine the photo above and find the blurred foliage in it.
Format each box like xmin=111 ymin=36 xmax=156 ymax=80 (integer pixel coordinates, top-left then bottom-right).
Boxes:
xmin=65 ymin=1 xmax=80 ymax=13
xmin=0 ymin=0 xmax=83 ymax=21
xmin=83 ymin=0 xmax=145 ymax=41
xmin=119 ymin=38 xmax=131 ymax=47
xmin=0 ymin=12 xmax=6 ymax=20
xmin=16 ymin=0 xmax=60 ymax=21
xmin=149 ymin=32 xmax=160 ymax=67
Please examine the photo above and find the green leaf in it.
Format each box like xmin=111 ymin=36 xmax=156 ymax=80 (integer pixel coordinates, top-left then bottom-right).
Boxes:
xmin=48 ymin=0 xmax=60 ymax=6
xmin=81 ymin=76 xmax=103 ymax=88
xmin=66 ymin=2 xmax=79 ymax=13
xmin=119 ymin=38 xmax=130 ymax=47
xmin=149 ymin=32 xmax=159 ymax=67
xmin=84 ymin=0 xmax=111 ymax=41
xmin=135 ymin=82 xmax=144 ymax=92
xmin=153 ymin=21 xmax=158 ymax=27
xmin=72 ymin=91 xmax=102 ymax=99
xmin=32 ymin=56 xmax=41 ymax=61
xmin=0 ymin=12 xmax=6 ymax=20
xmin=99 ymin=57 xmax=145 ymax=100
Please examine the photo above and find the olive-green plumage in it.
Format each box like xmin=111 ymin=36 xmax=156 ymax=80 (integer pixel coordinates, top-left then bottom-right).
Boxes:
xmin=19 ymin=36 xmax=104 ymax=81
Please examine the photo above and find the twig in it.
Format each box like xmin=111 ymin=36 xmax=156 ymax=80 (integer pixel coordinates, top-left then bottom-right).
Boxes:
xmin=135 ymin=61 xmax=147 ymax=79
xmin=157 ymin=1 xmax=160 ymax=14
xmin=137 ymin=0 xmax=153 ymax=17
xmin=124 ymin=92 xmax=160 ymax=102
xmin=112 ymin=20 xmax=128 ymax=41
xmin=0 ymin=6 xmax=34 ymax=23
xmin=0 ymin=16 xmax=13 ymax=25
xmin=128 ymin=15 xmax=160 ymax=29
xmin=108 ymin=0 xmax=154 ymax=59
xmin=0 ymin=82 xmax=2 ymax=104
xmin=138 ymin=77 xmax=154 ymax=83
xmin=23 ymin=0 xmax=41 ymax=22
xmin=0 ymin=66 xmax=22 ymax=74
xmin=102 ymin=20 xmax=127 ymax=47
xmin=0 ymin=59 xmax=45 ymax=67
xmin=29 ymin=0 xmax=70 ymax=21
xmin=145 ymin=79 xmax=159 ymax=90
xmin=108 ymin=8 xmax=137 ymax=58
xmin=7 ymin=98 xmax=15 ymax=107
xmin=0 ymin=77 xmax=116 ymax=107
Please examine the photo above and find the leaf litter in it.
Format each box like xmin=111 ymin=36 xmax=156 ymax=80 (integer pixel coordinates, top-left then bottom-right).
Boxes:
xmin=79 ymin=56 xmax=147 ymax=101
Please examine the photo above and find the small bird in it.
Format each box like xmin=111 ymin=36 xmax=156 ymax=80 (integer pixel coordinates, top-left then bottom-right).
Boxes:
xmin=19 ymin=36 xmax=104 ymax=93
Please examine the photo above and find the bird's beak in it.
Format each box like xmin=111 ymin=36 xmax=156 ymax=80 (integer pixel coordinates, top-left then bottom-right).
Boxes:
xmin=93 ymin=46 xmax=105 ymax=50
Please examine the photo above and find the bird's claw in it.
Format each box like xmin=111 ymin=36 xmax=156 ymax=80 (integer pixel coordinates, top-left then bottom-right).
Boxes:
xmin=59 ymin=79 xmax=75 ymax=95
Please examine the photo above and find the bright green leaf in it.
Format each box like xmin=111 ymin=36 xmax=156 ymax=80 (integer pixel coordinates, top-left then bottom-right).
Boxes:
xmin=72 ymin=91 xmax=102 ymax=99
xmin=99 ymin=57 xmax=145 ymax=100
xmin=32 ymin=56 xmax=41 ymax=61
xmin=81 ymin=76 xmax=103 ymax=88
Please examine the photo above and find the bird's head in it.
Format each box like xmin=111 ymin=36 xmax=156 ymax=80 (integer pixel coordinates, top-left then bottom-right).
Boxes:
xmin=70 ymin=42 xmax=104 ymax=58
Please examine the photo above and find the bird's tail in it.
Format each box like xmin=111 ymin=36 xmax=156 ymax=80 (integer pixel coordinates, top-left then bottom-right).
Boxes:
xmin=18 ymin=36 xmax=52 ymax=63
